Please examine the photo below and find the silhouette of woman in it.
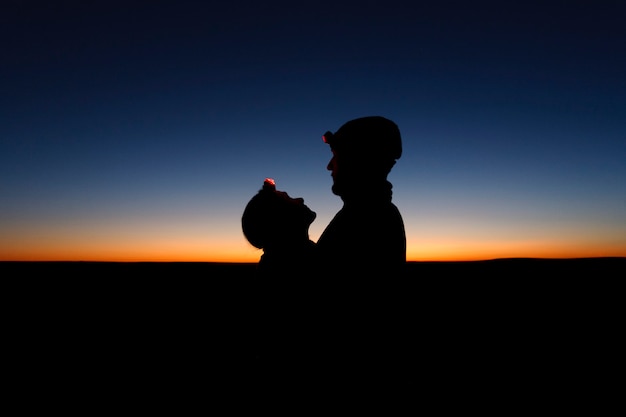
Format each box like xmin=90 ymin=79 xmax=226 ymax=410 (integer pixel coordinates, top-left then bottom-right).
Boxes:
xmin=242 ymin=177 xmax=317 ymax=278
xmin=242 ymin=178 xmax=317 ymax=366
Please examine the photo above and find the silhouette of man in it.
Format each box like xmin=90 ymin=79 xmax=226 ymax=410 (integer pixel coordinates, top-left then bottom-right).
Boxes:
xmin=316 ymin=116 xmax=406 ymax=276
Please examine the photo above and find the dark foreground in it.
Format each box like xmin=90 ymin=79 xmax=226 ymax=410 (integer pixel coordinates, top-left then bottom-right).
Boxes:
xmin=3 ymin=258 xmax=623 ymax=406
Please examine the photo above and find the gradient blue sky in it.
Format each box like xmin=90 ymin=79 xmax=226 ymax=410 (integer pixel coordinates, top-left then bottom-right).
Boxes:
xmin=2 ymin=0 xmax=625 ymax=262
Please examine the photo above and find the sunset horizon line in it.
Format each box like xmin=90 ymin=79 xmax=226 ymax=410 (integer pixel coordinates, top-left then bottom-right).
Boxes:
xmin=2 ymin=256 xmax=624 ymax=264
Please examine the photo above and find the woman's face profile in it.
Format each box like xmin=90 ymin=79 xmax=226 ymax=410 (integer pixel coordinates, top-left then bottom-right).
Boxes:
xmin=275 ymin=190 xmax=316 ymax=226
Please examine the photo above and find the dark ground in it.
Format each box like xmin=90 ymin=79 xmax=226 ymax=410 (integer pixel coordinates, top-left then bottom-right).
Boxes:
xmin=3 ymin=258 xmax=623 ymax=407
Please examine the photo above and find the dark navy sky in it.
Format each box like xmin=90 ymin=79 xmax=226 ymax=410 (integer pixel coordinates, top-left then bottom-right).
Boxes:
xmin=2 ymin=0 xmax=625 ymax=261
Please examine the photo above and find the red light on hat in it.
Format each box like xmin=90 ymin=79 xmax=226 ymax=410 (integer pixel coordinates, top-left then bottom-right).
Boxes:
xmin=322 ymin=131 xmax=334 ymax=144
xmin=263 ymin=177 xmax=276 ymax=191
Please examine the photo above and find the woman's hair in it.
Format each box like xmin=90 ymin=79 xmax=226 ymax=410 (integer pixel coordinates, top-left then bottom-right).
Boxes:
xmin=242 ymin=189 xmax=277 ymax=249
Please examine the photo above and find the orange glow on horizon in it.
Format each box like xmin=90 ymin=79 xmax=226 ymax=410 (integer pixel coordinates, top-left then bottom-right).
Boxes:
xmin=406 ymin=237 xmax=626 ymax=262
xmin=2 ymin=240 xmax=624 ymax=263
xmin=2 ymin=219 xmax=624 ymax=262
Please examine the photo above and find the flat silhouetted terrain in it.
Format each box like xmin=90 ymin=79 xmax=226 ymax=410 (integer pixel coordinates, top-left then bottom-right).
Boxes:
xmin=3 ymin=257 xmax=622 ymax=399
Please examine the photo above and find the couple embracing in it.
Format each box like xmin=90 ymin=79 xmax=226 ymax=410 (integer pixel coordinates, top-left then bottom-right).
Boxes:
xmin=242 ymin=115 xmax=406 ymax=278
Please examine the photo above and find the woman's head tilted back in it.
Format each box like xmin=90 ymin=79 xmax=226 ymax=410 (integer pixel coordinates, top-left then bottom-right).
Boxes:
xmin=242 ymin=178 xmax=316 ymax=250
